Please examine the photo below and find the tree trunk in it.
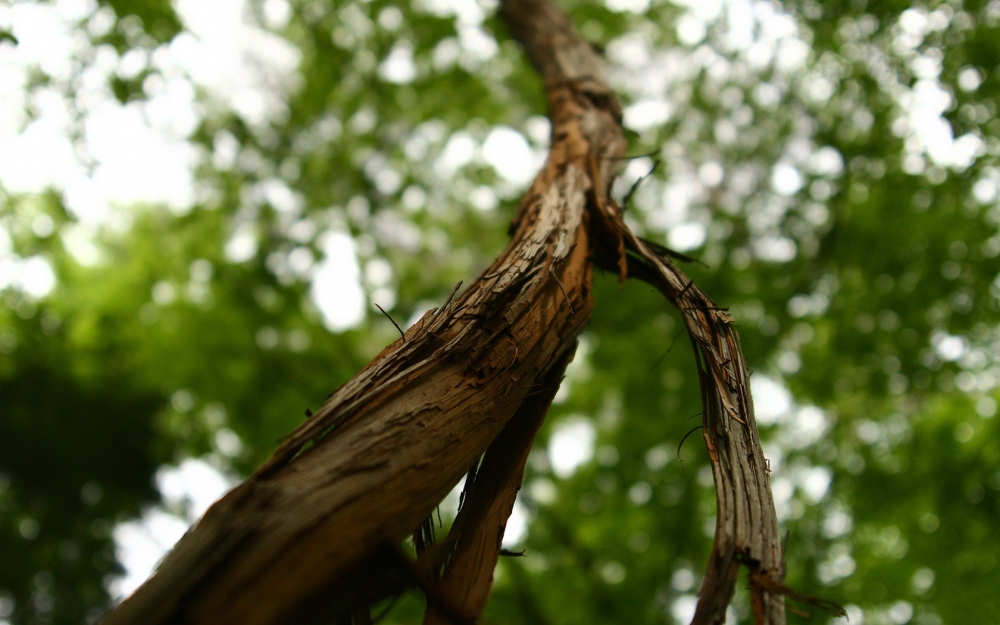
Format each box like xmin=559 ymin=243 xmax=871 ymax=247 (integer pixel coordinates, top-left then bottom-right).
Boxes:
xmin=103 ymin=1 xmax=792 ymax=624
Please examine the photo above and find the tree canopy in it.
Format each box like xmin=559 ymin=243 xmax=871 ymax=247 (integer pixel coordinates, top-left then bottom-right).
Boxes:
xmin=2 ymin=0 xmax=1000 ymax=623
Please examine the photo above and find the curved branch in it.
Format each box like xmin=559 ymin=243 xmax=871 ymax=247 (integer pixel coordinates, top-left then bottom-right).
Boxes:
xmin=101 ymin=1 xmax=795 ymax=624
xmin=595 ymin=245 xmax=787 ymax=624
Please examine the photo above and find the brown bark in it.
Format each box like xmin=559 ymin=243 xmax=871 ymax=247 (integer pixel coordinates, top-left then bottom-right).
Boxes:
xmin=104 ymin=1 xmax=619 ymax=624
xmin=102 ymin=1 xmax=794 ymax=623
xmin=592 ymin=243 xmax=787 ymax=624
xmin=421 ymin=346 xmax=572 ymax=625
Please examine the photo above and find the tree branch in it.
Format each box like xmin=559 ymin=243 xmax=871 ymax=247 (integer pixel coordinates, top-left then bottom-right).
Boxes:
xmin=101 ymin=1 xmax=796 ymax=624
xmin=596 ymin=248 xmax=788 ymax=624
xmin=102 ymin=0 xmax=623 ymax=623
xmin=422 ymin=346 xmax=574 ymax=625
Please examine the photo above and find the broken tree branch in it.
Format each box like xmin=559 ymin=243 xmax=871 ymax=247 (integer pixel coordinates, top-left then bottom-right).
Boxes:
xmin=594 ymin=239 xmax=787 ymax=624
xmin=101 ymin=1 xmax=797 ymax=624
xmin=102 ymin=0 xmax=622 ymax=623
xmin=422 ymin=347 xmax=574 ymax=624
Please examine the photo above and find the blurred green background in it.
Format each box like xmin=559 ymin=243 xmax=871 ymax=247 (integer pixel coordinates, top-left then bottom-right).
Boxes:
xmin=2 ymin=0 xmax=999 ymax=623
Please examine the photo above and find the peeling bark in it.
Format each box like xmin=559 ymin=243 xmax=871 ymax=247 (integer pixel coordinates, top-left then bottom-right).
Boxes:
xmin=591 ymin=236 xmax=787 ymax=624
xmin=421 ymin=347 xmax=572 ymax=625
xmin=102 ymin=1 xmax=793 ymax=624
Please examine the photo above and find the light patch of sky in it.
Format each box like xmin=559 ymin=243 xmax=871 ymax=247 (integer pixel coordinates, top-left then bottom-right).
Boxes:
xmin=958 ymin=67 xmax=982 ymax=92
xmin=670 ymin=594 xmax=699 ymax=625
xmin=807 ymin=147 xmax=844 ymax=178
xmin=262 ymin=0 xmax=292 ymax=30
xmin=257 ymin=178 xmax=303 ymax=215
xmin=670 ymin=0 xmax=723 ymax=23
xmin=439 ymin=475 xmax=466 ymax=523
xmin=436 ymin=131 xmax=478 ymax=177
xmin=457 ymin=23 xmax=498 ymax=62
xmin=438 ymin=475 xmax=528 ymax=546
xmin=874 ymin=8 xmax=988 ymax=173
xmin=76 ymin=101 xmax=199 ymax=220
xmin=548 ymin=416 xmax=596 ymax=479
xmin=900 ymin=78 xmax=984 ymax=170
xmin=783 ymin=405 xmax=829 ymax=449
xmin=751 ymin=374 xmax=836 ymax=517
xmin=109 ymin=457 xmax=237 ymax=599
xmin=171 ymin=0 xmax=299 ymax=126
xmin=0 ymin=111 xmax=79 ymax=195
xmin=503 ymin=498 xmax=529 ymax=546
xmin=380 ymin=41 xmax=416 ymax=84
xmin=482 ymin=126 xmax=543 ymax=186
xmin=699 ymin=161 xmax=724 ymax=187
xmin=417 ymin=0 xmax=489 ymax=22
xmin=795 ymin=465 xmax=832 ymax=503
xmin=932 ymin=330 xmax=966 ymax=362
xmin=312 ymin=231 xmax=366 ymax=331
xmin=0 ymin=254 xmax=57 ymax=297
xmin=4 ymin=2 xmax=82 ymax=80
xmin=647 ymin=175 xmax=697 ymax=231
xmin=415 ymin=0 xmax=498 ymax=67
xmin=109 ymin=509 xmax=189 ymax=599
xmin=724 ymin=0 xmax=755 ymax=51
xmin=606 ymin=0 xmax=650 ymax=15
xmin=0 ymin=0 xmax=319 ymax=297
xmin=0 ymin=0 xmax=299 ymax=239
xmin=752 ymin=234 xmax=796 ymax=262
xmin=750 ymin=374 xmax=792 ymax=425
xmin=623 ymin=99 xmax=672 ymax=131
xmin=675 ymin=14 xmax=707 ymax=46
xmin=553 ymin=334 xmax=594 ymax=403
xmin=823 ymin=505 xmax=854 ymax=539
xmin=973 ymin=169 xmax=998 ymax=205
xmin=667 ymin=221 xmax=706 ymax=251
xmin=607 ymin=33 xmax=652 ymax=68
xmin=771 ymin=161 xmax=803 ymax=196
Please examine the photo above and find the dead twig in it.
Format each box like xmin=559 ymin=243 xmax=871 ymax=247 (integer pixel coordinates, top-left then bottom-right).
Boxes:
xmin=436 ymin=281 xmax=464 ymax=315
xmin=621 ymin=158 xmax=660 ymax=212
xmin=375 ymin=304 xmax=405 ymax=342
xmin=676 ymin=425 xmax=704 ymax=460
xmin=748 ymin=572 xmax=846 ymax=619
xmin=645 ymin=328 xmax=683 ymax=383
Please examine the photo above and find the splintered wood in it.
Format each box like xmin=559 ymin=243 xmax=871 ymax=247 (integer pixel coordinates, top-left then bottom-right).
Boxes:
xmin=103 ymin=1 xmax=791 ymax=624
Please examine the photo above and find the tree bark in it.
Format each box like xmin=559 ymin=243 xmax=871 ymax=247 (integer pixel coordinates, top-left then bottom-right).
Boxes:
xmin=103 ymin=1 xmax=792 ymax=623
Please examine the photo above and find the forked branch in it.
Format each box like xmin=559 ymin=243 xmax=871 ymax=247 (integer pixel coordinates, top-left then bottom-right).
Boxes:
xmin=101 ymin=0 xmax=802 ymax=623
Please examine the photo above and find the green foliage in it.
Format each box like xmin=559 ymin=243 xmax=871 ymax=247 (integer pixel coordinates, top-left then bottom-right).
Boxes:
xmin=2 ymin=0 xmax=1000 ymax=623
xmin=97 ymin=0 xmax=182 ymax=45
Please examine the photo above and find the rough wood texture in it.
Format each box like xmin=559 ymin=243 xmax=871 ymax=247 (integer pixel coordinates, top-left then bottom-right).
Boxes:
xmin=102 ymin=1 xmax=624 ymax=623
xmin=422 ymin=348 xmax=571 ymax=625
xmin=102 ymin=1 xmax=793 ymax=623
xmin=504 ymin=0 xmax=789 ymax=619
xmin=593 ymin=240 xmax=787 ymax=624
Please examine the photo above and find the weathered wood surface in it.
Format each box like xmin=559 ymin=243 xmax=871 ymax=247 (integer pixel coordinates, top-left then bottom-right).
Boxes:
xmin=421 ymin=347 xmax=572 ymax=625
xmin=592 ymin=236 xmax=787 ymax=624
xmin=103 ymin=0 xmax=790 ymax=623
xmin=103 ymin=0 xmax=624 ymax=623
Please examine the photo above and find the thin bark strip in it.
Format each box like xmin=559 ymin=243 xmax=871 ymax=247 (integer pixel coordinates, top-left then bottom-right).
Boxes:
xmin=422 ymin=347 xmax=573 ymax=625
xmin=592 ymin=233 xmax=787 ymax=624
